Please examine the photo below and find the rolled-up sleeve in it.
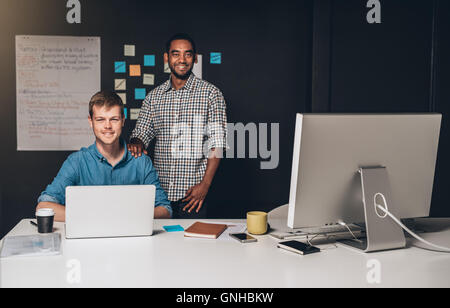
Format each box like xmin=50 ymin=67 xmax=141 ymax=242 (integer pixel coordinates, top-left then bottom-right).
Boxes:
xmin=143 ymin=156 xmax=172 ymax=217
xmin=37 ymin=154 xmax=79 ymax=206
xmin=207 ymin=88 xmax=228 ymax=151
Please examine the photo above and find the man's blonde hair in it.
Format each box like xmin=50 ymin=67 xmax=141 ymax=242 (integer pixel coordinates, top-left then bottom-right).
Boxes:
xmin=89 ymin=90 xmax=124 ymax=118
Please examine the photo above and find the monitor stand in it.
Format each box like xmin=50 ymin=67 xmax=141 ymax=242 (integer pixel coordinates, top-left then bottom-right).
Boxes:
xmin=338 ymin=167 xmax=406 ymax=253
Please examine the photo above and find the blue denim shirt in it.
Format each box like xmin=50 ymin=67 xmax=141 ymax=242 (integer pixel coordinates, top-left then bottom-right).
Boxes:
xmin=38 ymin=140 xmax=172 ymax=217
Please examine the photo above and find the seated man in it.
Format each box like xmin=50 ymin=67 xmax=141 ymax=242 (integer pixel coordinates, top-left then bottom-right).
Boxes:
xmin=36 ymin=90 xmax=172 ymax=221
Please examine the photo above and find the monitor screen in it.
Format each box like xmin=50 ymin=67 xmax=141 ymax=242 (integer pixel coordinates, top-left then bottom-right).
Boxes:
xmin=287 ymin=113 xmax=442 ymax=229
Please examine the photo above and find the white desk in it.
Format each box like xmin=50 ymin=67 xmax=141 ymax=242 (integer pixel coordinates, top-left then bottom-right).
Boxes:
xmin=1 ymin=218 xmax=450 ymax=288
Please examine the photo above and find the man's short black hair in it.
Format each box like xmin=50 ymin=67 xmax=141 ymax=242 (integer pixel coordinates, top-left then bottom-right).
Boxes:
xmin=165 ymin=33 xmax=197 ymax=54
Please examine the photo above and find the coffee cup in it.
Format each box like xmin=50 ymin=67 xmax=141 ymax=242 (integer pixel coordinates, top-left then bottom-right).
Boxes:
xmin=247 ymin=211 xmax=268 ymax=235
xmin=35 ymin=208 xmax=55 ymax=233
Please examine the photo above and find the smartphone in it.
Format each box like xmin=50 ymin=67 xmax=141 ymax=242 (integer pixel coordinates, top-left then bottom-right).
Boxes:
xmin=277 ymin=240 xmax=320 ymax=255
xmin=229 ymin=233 xmax=257 ymax=243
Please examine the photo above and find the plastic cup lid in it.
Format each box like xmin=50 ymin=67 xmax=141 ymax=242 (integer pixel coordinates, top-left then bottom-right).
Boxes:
xmin=36 ymin=208 xmax=55 ymax=217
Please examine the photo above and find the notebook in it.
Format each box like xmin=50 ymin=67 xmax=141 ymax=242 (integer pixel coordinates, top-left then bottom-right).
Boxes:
xmin=0 ymin=233 xmax=61 ymax=258
xmin=184 ymin=222 xmax=228 ymax=239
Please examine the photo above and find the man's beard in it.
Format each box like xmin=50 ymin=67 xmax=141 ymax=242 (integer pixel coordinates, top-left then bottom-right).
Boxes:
xmin=170 ymin=64 xmax=193 ymax=80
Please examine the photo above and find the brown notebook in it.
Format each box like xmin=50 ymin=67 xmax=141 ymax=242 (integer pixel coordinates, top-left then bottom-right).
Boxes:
xmin=184 ymin=222 xmax=228 ymax=239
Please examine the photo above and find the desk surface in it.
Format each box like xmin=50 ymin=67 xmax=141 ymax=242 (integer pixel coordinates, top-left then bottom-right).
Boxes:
xmin=1 ymin=218 xmax=450 ymax=288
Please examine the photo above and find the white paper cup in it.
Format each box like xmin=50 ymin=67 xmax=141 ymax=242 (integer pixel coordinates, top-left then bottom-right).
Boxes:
xmin=35 ymin=208 xmax=55 ymax=233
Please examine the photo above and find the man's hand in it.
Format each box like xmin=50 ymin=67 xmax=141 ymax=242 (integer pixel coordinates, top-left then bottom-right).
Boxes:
xmin=127 ymin=138 xmax=148 ymax=158
xmin=182 ymin=182 xmax=210 ymax=213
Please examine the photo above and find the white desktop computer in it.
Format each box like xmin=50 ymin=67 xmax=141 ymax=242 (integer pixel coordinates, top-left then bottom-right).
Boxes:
xmin=287 ymin=113 xmax=442 ymax=252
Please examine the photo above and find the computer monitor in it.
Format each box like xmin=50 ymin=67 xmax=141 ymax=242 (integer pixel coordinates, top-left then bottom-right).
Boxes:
xmin=287 ymin=114 xmax=442 ymax=236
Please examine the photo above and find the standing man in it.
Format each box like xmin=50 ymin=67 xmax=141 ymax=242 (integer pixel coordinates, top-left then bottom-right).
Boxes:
xmin=128 ymin=33 xmax=227 ymax=218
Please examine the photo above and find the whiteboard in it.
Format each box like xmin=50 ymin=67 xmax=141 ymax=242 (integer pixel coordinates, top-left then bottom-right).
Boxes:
xmin=16 ymin=36 xmax=100 ymax=151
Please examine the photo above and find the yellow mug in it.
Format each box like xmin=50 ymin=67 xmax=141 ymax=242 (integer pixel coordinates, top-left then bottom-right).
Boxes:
xmin=247 ymin=211 xmax=268 ymax=235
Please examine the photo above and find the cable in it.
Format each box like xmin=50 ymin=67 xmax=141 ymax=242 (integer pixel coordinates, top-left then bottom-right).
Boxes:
xmin=306 ymin=234 xmax=338 ymax=251
xmin=306 ymin=234 xmax=319 ymax=246
xmin=338 ymin=221 xmax=363 ymax=243
xmin=375 ymin=203 xmax=450 ymax=253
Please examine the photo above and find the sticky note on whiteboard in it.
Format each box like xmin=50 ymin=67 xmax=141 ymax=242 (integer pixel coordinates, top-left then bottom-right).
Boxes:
xmin=135 ymin=88 xmax=146 ymax=100
xmin=117 ymin=93 xmax=126 ymax=105
xmin=164 ymin=62 xmax=171 ymax=73
xmin=210 ymin=52 xmax=221 ymax=64
xmin=193 ymin=54 xmax=202 ymax=79
xmin=144 ymin=55 xmax=155 ymax=66
xmin=130 ymin=65 xmax=141 ymax=77
xmin=130 ymin=108 xmax=141 ymax=120
xmin=143 ymin=74 xmax=155 ymax=86
xmin=115 ymin=61 xmax=126 ymax=73
xmin=114 ymin=79 xmax=126 ymax=91
xmin=124 ymin=45 xmax=135 ymax=57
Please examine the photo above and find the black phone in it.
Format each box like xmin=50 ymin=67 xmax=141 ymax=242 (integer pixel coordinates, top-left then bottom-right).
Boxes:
xmin=277 ymin=240 xmax=320 ymax=255
xmin=229 ymin=233 xmax=257 ymax=243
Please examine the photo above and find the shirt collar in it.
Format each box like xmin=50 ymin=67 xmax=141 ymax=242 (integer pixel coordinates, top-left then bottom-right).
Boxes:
xmin=163 ymin=73 xmax=196 ymax=92
xmin=89 ymin=138 xmax=131 ymax=165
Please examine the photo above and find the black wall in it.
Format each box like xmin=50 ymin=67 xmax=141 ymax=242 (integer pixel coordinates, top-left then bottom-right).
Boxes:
xmin=1 ymin=0 xmax=449 ymax=238
xmin=431 ymin=0 xmax=450 ymax=217
xmin=329 ymin=0 xmax=433 ymax=113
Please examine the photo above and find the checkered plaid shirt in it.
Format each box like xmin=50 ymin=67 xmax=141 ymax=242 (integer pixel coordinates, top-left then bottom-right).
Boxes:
xmin=131 ymin=73 xmax=227 ymax=201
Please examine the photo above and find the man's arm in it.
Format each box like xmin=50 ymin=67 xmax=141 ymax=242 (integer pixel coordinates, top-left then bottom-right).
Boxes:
xmin=36 ymin=202 xmax=66 ymax=222
xmin=154 ymin=205 xmax=171 ymax=219
xmin=37 ymin=197 xmax=170 ymax=221
xmin=36 ymin=154 xmax=79 ymax=223
xmin=143 ymin=156 xmax=173 ymax=218
xmin=129 ymin=94 xmax=155 ymax=158
xmin=182 ymin=148 xmax=222 ymax=213
xmin=182 ymin=86 xmax=227 ymax=213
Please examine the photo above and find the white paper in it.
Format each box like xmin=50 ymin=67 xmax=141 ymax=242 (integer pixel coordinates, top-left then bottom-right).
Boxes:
xmin=0 ymin=233 xmax=61 ymax=258
xmin=117 ymin=93 xmax=126 ymax=105
xmin=115 ymin=79 xmax=126 ymax=91
xmin=164 ymin=61 xmax=171 ymax=74
xmin=193 ymin=54 xmax=202 ymax=79
xmin=143 ymin=74 xmax=155 ymax=86
xmin=124 ymin=44 xmax=135 ymax=57
xmin=16 ymin=36 xmax=100 ymax=151
xmin=130 ymin=108 xmax=140 ymax=120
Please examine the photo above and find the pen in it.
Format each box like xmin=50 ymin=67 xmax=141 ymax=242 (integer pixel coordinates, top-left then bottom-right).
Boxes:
xmin=30 ymin=221 xmax=38 ymax=227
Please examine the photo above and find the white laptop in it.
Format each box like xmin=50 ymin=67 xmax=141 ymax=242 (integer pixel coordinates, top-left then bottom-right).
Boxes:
xmin=65 ymin=185 xmax=155 ymax=239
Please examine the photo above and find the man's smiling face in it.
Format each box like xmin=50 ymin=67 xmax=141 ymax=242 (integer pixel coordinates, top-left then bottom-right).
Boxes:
xmin=165 ymin=39 xmax=197 ymax=80
xmin=88 ymin=105 xmax=124 ymax=146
